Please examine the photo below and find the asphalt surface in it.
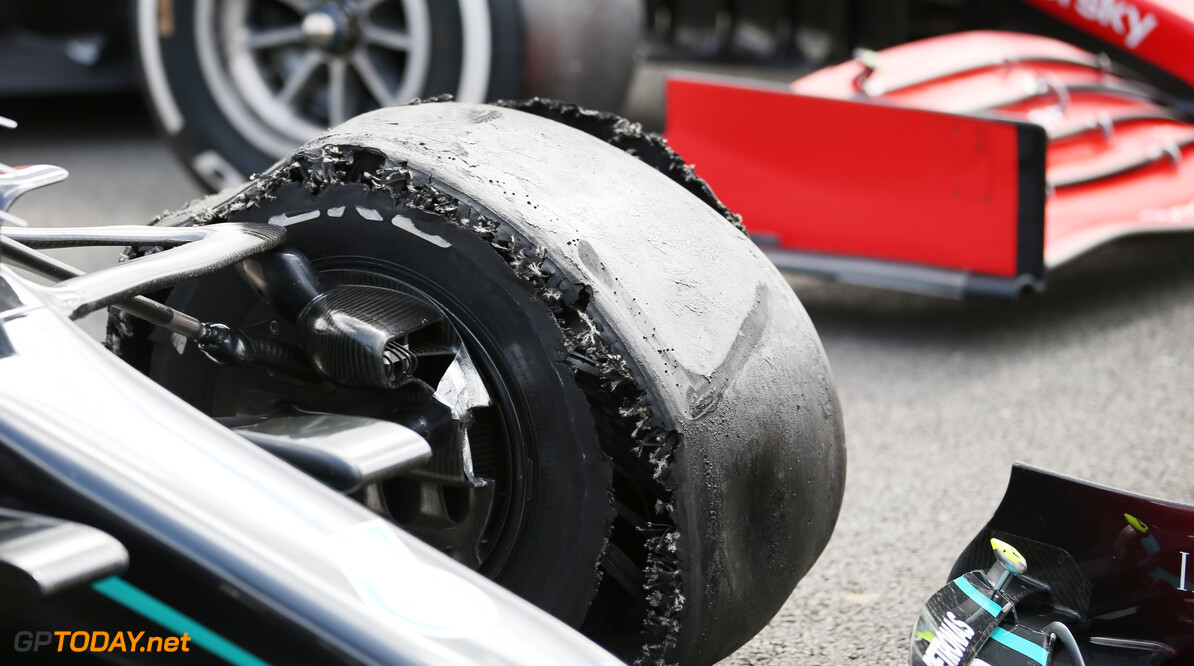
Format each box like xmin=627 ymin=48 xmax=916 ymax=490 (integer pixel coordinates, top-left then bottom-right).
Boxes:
xmin=6 ymin=92 xmax=1194 ymax=665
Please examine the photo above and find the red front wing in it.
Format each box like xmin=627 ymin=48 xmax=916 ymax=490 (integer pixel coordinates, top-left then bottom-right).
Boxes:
xmin=665 ymin=27 xmax=1194 ymax=297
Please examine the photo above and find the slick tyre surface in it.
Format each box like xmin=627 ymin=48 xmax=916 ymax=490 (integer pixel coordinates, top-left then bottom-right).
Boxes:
xmin=127 ymin=102 xmax=846 ymax=665
xmin=134 ymin=0 xmax=642 ymax=191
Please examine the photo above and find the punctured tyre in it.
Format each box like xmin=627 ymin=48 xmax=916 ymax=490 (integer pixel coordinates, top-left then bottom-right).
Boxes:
xmin=120 ymin=101 xmax=846 ymax=665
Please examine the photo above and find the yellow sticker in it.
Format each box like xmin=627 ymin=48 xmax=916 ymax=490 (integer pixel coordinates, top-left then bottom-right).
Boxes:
xmin=1124 ymin=513 xmax=1149 ymax=534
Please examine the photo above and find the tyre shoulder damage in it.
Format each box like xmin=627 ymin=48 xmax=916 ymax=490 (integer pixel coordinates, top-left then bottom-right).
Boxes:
xmin=109 ymin=102 xmax=846 ymax=666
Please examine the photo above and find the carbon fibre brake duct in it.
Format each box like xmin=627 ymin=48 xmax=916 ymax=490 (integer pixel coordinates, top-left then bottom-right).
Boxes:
xmin=235 ymin=247 xmax=444 ymax=390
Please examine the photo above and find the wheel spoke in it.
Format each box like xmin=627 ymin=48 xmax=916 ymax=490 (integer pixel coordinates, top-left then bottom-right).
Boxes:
xmin=390 ymin=49 xmax=427 ymax=108
xmin=328 ymin=58 xmax=349 ymax=126
xmin=445 ymin=482 xmax=497 ymax=568
xmin=394 ymin=480 xmax=497 ymax=569
xmin=357 ymin=0 xmax=387 ymax=14
xmin=352 ymin=50 xmax=396 ymax=107
xmin=244 ymin=25 xmax=306 ymax=51
xmin=360 ymin=25 xmax=412 ymax=52
xmin=277 ymin=51 xmax=324 ymax=108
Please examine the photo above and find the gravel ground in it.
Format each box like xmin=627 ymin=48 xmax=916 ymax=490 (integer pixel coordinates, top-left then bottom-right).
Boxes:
xmin=5 ymin=92 xmax=1193 ymax=666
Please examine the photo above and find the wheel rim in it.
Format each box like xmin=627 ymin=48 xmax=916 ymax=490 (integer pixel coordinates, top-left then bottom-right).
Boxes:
xmin=195 ymin=0 xmax=434 ymax=156
xmin=209 ymin=263 xmax=531 ymax=575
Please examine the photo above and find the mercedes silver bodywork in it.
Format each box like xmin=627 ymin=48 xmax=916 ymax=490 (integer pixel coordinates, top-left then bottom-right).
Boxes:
xmin=0 ymin=264 xmax=622 ymax=665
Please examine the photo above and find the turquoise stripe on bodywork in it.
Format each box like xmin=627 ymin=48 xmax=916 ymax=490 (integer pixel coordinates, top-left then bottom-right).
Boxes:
xmin=93 ymin=577 xmax=269 ymax=666
xmin=989 ymin=627 xmax=1048 ymax=665
xmin=952 ymin=576 xmax=1002 ymax=617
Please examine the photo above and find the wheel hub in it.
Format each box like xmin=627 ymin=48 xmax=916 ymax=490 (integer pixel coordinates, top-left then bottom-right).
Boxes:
xmin=201 ymin=0 xmax=436 ymax=149
xmin=301 ymin=5 xmax=356 ymax=54
xmin=202 ymin=264 xmax=526 ymax=574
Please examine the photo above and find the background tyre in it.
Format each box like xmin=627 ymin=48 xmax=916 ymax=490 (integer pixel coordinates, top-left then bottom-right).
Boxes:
xmin=122 ymin=102 xmax=845 ymax=664
xmin=134 ymin=0 xmax=643 ymax=191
